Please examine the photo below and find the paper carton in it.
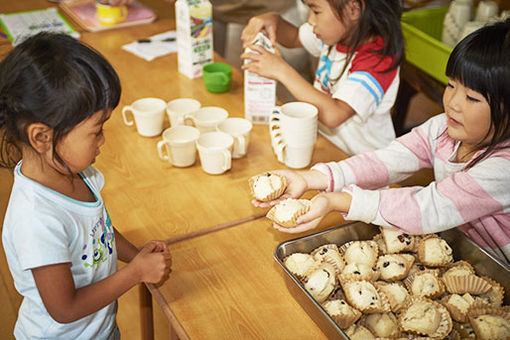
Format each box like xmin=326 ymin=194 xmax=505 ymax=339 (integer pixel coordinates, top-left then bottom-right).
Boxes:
xmin=175 ymin=0 xmax=213 ymax=78
xmin=244 ymin=32 xmax=277 ymax=124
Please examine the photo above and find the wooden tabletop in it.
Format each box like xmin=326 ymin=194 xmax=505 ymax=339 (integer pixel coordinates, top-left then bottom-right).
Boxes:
xmin=0 ymin=1 xmax=351 ymax=338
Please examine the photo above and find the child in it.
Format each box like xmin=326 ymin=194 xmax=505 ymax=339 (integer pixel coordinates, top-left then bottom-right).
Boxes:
xmin=0 ymin=33 xmax=172 ymax=338
xmin=253 ymin=20 xmax=510 ymax=266
xmin=241 ymin=0 xmax=404 ymax=155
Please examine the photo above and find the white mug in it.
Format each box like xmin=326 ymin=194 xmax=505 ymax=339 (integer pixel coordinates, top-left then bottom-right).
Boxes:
xmin=196 ymin=131 xmax=234 ymax=175
xmin=157 ymin=126 xmax=200 ymax=167
xmin=166 ymin=98 xmax=201 ymax=127
xmin=217 ymin=118 xmax=253 ymax=159
xmin=269 ymin=102 xmax=318 ymax=148
xmin=273 ymin=136 xmax=314 ymax=169
xmin=122 ymin=98 xmax=166 ymax=137
xmin=475 ymin=1 xmax=499 ymax=23
xmin=184 ymin=106 xmax=228 ymax=133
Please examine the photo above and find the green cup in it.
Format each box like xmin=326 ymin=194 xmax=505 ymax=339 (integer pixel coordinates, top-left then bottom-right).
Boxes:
xmin=202 ymin=62 xmax=232 ymax=93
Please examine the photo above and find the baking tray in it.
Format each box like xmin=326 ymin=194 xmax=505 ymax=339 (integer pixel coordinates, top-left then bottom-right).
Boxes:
xmin=274 ymin=221 xmax=510 ymax=339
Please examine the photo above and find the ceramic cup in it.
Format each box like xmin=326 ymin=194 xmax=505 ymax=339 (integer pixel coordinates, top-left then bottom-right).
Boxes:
xmin=442 ymin=0 xmax=473 ymax=46
xmin=272 ymin=136 xmax=314 ymax=169
xmin=166 ymin=98 xmax=201 ymax=127
xmin=157 ymin=126 xmax=200 ymax=167
xmin=96 ymin=3 xmax=128 ymax=26
xmin=196 ymin=131 xmax=234 ymax=175
xmin=122 ymin=97 xmax=166 ymax=137
xmin=269 ymin=102 xmax=318 ymax=148
xmin=475 ymin=0 xmax=499 ymax=23
xmin=183 ymin=106 xmax=228 ymax=133
xmin=202 ymin=63 xmax=232 ymax=93
xmin=217 ymin=118 xmax=252 ymax=159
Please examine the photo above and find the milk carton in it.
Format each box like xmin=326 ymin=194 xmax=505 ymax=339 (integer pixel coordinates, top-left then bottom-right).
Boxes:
xmin=175 ymin=0 xmax=213 ymax=78
xmin=244 ymin=32 xmax=277 ymax=124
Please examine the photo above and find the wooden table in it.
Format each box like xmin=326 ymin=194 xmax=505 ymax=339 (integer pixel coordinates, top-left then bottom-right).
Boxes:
xmin=0 ymin=1 xmax=350 ymax=339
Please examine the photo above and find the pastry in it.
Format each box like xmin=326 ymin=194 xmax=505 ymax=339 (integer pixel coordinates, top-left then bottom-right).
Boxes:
xmin=468 ymin=307 xmax=510 ymax=340
xmin=442 ymin=260 xmax=475 ymax=278
xmin=340 ymin=263 xmax=380 ymax=282
xmin=249 ymin=172 xmax=286 ymax=201
xmin=398 ymin=297 xmax=452 ymax=338
xmin=266 ymin=198 xmax=311 ymax=228
xmin=342 ymin=279 xmax=390 ymax=313
xmin=405 ymin=269 xmax=445 ymax=299
xmin=344 ymin=324 xmax=375 ymax=340
xmin=376 ymin=281 xmax=410 ymax=313
xmin=283 ymin=253 xmax=317 ymax=280
xmin=322 ymin=299 xmax=362 ymax=329
xmin=417 ymin=234 xmax=454 ymax=267
xmin=376 ymin=254 xmax=415 ymax=281
xmin=311 ymin=244 xmax=345 ymax=274
xmin=380 ymin=227 xmax=417 ymax=253
xmin=372 ymin=233 xmax=387 ymax=255
xmin=475 ymin=276 xmax=504 ymax=307
xmin=303 ymin=263 xmax=336 ymax=303
xmin=440 ymin=293 xmax=482 ymax=323
xmin=342 ymin=240 xmax=379 ymax=268
xmin=361 ymin=312 xmax=401 ymax=338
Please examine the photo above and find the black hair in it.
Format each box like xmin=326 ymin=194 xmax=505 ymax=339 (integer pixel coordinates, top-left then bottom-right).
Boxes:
xmin=445 ymin=18 xmax=510 ymax=169
xmin=0 ymin=32 xmax=121 ymax=169
xmin=326 ymin=0 xmax=404 ymax=73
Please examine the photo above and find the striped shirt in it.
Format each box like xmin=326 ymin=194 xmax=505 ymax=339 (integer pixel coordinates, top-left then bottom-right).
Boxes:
xmin=312 ymin=114 xmax=510 ymax=266
xmin=299 ymin=23 xmax=400 ymax=155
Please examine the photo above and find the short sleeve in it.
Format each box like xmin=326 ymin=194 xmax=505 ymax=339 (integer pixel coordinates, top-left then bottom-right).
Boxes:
xmin=82 ymin=166 xmax=105 ymax=192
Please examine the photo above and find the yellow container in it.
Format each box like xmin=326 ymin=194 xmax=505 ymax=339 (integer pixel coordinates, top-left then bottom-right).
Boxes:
xmin=401 ymin=6 xmax=452 ymax=84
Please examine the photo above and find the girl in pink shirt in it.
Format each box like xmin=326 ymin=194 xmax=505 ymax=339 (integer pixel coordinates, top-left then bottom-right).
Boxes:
xmin=254 ymin=19 xmax=510 ymax=266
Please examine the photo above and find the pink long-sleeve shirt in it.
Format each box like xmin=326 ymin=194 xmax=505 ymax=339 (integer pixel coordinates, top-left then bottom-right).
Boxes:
xmin=312 ymin=113 xmax=510 ymax=266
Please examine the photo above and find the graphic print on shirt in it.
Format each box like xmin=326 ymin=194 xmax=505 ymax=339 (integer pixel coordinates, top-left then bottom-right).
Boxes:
xmin=81 ymin=207 xmax=115 ymax=268
xmin=315 ymin=54 xmax=333 ymax=94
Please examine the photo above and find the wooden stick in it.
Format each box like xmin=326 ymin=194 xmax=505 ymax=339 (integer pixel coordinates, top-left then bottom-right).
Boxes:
xmin=164 ymin=212 xmax=266 ymax=245
xmin=145 ymin=283 xmax=190 ymax=340
xmin=139 ymin=284 xmax=154 ymax=340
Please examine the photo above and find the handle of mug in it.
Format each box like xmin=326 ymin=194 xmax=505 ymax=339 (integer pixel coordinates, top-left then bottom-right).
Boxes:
xmin=235 ymin=136 xmax=246 ymax=157
xmin=182 ymin=113 xmax=195 ymax=127
xmin=122 ymin=106 xmax=134 ymax=126
xmin=273 ymin=140 xmax=286 ymax=164
xmin=222 ymin=149 xmax=232 ymax=171
xmin=156 ymin=140 xmax=169 ymax=162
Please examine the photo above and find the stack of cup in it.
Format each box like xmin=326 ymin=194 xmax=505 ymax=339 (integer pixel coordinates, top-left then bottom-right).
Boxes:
xmin=269 ymin=102 xmax=318 ymax=169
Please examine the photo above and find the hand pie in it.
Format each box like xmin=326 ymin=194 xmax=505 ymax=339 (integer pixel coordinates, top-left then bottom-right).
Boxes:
xmin=249 ymin=172 xmax=286 ymax=201
xmin=266 ymin=198 xmax=311 ymax=228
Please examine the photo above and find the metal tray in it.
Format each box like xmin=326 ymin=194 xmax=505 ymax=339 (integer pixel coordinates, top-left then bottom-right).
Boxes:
xmin=274 ymin=222 xmax=510 ymax=339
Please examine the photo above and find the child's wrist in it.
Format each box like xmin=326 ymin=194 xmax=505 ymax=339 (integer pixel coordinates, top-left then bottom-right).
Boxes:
xmin=304 ymin=170 xmax=329 ymax=191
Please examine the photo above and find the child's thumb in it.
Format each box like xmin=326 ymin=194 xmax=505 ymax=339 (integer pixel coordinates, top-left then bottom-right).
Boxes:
xmin=140 ymin=241 xmax=157 ymax=254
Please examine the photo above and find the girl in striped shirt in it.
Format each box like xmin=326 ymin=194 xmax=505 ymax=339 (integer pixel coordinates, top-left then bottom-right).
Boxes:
xmin=253 ymin=19 xmax=510 ymax=266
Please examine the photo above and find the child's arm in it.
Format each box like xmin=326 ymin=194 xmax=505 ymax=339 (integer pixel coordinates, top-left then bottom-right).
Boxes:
xmin=114 ymin=226 xmax=141 ymax=262
xmin=241 ymin=12 xmax=302 ymax=49
xmin=31 ymin=241 xmax=171 ymax=324
xmin=241 ymin=45 xmax=356 ymax=128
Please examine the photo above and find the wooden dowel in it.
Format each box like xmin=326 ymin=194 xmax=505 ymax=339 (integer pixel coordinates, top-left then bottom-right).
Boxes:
xmin=139 ymin=284 xmax=154 ymax=340
xmin=164 ymin=212 xmax=266 ymax=245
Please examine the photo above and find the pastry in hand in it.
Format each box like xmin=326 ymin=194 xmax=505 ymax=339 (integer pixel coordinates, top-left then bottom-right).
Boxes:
xmin=249 ymin=172 xmax=286 ymax=201
xmin=398 ymin=297 xmax=452 ymax=338
xmin=266 ymin=198 xmax=311 ymax=228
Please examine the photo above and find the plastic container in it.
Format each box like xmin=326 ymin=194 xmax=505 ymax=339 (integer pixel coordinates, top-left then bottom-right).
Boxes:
xmin=202 ymin=63 xmax=232 ymax=93
xmin=401 ymin=6 xmax=453 ymax=84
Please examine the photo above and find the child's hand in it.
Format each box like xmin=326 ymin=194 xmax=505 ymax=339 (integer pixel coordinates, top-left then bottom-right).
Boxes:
xmin=131 ymin=241 xmax=172 ymax=284
xmin=251 ymin=170 xmax=308 ymax=208
xmin=241 ymin=45 xmax=289 ymax=81
xmin=241 ymin=13 xmax=280 ymax=48
xmin=273 ymin=194 xmax=331 ymax=233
